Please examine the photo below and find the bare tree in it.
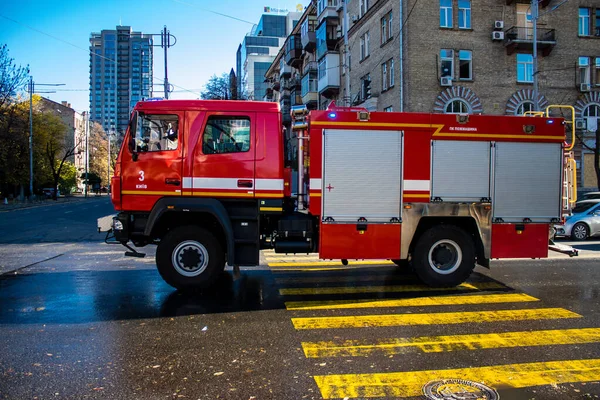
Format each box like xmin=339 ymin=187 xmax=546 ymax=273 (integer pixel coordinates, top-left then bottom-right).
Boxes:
xmin=0 ymin=44 xmax=29 ymax=110
xmin=200 ymin=73 xmax=231 ymax=100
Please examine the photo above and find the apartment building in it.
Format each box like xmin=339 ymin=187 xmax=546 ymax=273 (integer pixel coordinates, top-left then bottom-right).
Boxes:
xmin=266 ymin=0 xmax=600 ymax=188
xmin=89 ymin=26 xmax=153 ymax=137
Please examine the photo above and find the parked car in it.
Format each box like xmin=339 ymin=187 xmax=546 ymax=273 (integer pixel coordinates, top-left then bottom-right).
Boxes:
xmin=580 ymin=191 xmax=600 ymax=200
xmin=555 ymin=199 xmax=600 ymax=240
xmin=42 ymin=187 xmax=60 ymax=198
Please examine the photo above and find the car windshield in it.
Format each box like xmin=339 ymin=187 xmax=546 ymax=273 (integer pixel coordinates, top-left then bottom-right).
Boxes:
xmin=572 ymin=202 xmax=599 ymax=214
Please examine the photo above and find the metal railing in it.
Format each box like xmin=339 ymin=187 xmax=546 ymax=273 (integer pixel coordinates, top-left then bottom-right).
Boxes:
xmin=504 ymin=26 xmax=556 ymax=42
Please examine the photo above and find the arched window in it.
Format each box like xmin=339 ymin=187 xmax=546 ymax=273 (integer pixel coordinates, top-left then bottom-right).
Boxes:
xmin=515 ymin=101 xmax=534 ymax=115
xmin=445 ymin=99 xmax=470 ymax=114
xmin=583 ymin=104 xmax=600 ymax=117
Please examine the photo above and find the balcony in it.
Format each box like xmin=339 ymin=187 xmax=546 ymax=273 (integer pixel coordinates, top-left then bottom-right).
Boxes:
xmin=303 ymin=61 xmax=318 ymax=76
xmin=301 ymin=72 xmax=318 ymax=107
xmin=318 ymin=0 xmax=339 ymax=25
xmin=504 ymin=27 xmax=556 ymax=56
xmin=505 ymin=0 xmax=550 ymax=7
xmin=280 ymin=59 xmax=292 ymax=79
xmin=285 ymin=34 xmax=303 ymax=69
xmin=281 ymin=95 xmax=291 ymax=124
xmin=316 ymin=19 xmax=340 ymax=60
xmin=317 ymin=53 xmax=340 ymax=99
xmin=301 ymin=16 xmax=317 ymax=52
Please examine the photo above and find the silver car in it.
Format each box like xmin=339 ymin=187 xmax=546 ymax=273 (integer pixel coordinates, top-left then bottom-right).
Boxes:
xmin=555 ymin=199 xmax=600 ymax=241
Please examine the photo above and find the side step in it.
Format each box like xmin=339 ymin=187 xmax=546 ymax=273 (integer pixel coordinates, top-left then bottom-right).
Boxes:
xmin=548 ymin=240 xmax=579 ymax=257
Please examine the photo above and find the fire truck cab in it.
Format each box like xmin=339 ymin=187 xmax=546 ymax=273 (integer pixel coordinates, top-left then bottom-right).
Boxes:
xmin=99 ymin=99 xmax=573 ymax=291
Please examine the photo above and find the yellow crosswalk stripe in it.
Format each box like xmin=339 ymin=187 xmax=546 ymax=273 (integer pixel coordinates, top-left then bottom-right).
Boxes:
xmin=285 ymin=293 xmax=538 ymax=310
xmin=313 ymin=358 xmax=600 ymax=399
xmin=302 ymin=327 xmax=600 ymax=358
xmin=269 ymin=260 xmax=395 ymax=267
xmin=279 ymin=281 xmax=505 ymax=296
xmin=291 ymin=308 xmax=580 ymax=330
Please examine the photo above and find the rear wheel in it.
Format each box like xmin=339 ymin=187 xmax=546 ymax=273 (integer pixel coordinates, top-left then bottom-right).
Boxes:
xmin=156 ymin=226 xmax=225 ymax=290
xmin=571 ymin=223 xmax=589 ymax=241
xmin=412 ymin=225 xmax=476 ymax=287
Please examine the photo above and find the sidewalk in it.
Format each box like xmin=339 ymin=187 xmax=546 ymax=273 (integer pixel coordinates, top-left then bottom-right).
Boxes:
xmin=0 ymin=194 xmax=108 ymax=212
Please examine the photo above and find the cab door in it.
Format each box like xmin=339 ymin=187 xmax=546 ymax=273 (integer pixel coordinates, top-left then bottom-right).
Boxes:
xmin=121 ymin=111 xmax=184 ymax=211
xmin=190 ymin=112 xmax=255 ymax=198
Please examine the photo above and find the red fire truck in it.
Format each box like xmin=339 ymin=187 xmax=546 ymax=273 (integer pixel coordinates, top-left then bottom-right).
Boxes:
xmin=98 ymin=99 xmax=575 ymax=290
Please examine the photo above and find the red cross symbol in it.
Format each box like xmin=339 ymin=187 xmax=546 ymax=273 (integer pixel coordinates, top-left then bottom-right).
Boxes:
xmin=326 ymin=184 xmax=335 ymax=192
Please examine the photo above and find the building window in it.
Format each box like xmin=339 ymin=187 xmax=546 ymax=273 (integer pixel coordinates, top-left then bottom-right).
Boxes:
xmin=595 ymin=57 xmax=600 ymax=86
xmin=516 ymin=101 xmax=534 ymax=115
xmin=360 ymin=31 xmax=370 ymax=60
xmin=359 ymin=0 xmax=370 ymax=18
xmin=384 ymin=106 xmax=393 ymax=112
xmin=579 ymin=8 xmax=591 ymax=36
xmin=579 ymin=57 xmax=591 ymax=86
xmin=517 ymin=54 xmax=533 ymax=83
xmin=445 ymin=99 xmax=470 ymax=114
xmin=459 ymin=50 xmax=472 ymax=80
xmin=583 ymin=104 xmax=600 ymax=117
xmin=381 ymin=11 xmax=392 ymax=44
xmin=458 ymin=0 xmax=471 ymax=29
xmin=596 ymin=10 xmax=600 ymax=36
xmin=382 ymin=60 xmax=394 ymax=91
xmin=440 ymin=0 xmax=453 ymax=28
xmin=360 ymin=74 xmax=371 ymax=100
xmin=440 ymin=49 xmax=454 ymax=78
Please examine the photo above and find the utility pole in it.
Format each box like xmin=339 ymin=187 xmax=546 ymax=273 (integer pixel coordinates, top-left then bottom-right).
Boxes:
xmin=532 ymin=0 xmax=539 ymax=111
xmin=107 ymin=130 xmax=114 ymax=194
xmin=27 ymin=76 xmax=64 ymax=199
xmin=161 ymin=26 xmax=174 ymax=99
xmin=531 ymin=0 xmax=568 ymax=112
xmin=343 ymin=1 xmax=351 ymax=106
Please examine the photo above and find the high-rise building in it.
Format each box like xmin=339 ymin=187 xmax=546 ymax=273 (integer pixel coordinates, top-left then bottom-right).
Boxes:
xmin=236 ymin=11 xmax=302 ymax=101
xmin=89 ymin=26 xmax=153 ymax=137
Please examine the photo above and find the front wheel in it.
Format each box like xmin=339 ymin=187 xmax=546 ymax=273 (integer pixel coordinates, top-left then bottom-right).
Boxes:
xmin=156 ymin=226 xmax=225 ymax=290
xmin=412 ymin=225 xmax=476 ymax=287
xmin=571 ymin=223 xmax=589 ymax=241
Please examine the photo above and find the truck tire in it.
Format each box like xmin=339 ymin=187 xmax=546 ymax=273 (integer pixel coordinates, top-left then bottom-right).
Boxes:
xmin=412 ymin=225 xmax=476 ymax=287
xmin=156 ymin=226 xmax=225 ymax=290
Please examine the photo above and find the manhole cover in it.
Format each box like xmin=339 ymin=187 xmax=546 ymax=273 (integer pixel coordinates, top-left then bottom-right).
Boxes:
xmin=423 ymin=379 xmax=499 ymax=400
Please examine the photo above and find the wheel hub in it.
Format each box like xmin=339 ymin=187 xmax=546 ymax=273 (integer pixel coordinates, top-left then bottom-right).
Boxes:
xmin=428 ymin=239 xmax=463 ymax=275
xmin=172 ymin=241 xmax=209 ymax=277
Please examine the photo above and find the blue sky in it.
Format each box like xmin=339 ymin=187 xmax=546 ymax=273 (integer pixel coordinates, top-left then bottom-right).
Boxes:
xmin=0 ymin=0 xmax=306 ymax=112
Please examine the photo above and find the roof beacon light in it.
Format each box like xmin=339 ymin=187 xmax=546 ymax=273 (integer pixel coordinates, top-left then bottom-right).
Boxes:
xmin=328 ymin=112 xmax=337 ymax=119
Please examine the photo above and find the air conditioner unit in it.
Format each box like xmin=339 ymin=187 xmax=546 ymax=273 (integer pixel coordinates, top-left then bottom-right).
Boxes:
xmin=351 ymin=15 xmax=359 ymax=23
xmin=492 ymin=31 xmax=505 ymax=41
xmin=575 ymin=118 xmax=587 ymax=130
xmin=580 ymin=83 xmax=591 ymax=92
xmin=494 ymin=21 xmax=504 ymax=30
xmin=440 ymin=77 xmax=452 ymax=87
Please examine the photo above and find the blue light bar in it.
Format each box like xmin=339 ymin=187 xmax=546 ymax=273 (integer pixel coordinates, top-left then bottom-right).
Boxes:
xmin=328 ymin=112 xmax=337 ymax=119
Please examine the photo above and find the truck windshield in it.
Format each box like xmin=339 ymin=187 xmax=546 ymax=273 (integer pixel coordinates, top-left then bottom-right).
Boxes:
xmin=134 ymin=113 xmax=179 ymax=152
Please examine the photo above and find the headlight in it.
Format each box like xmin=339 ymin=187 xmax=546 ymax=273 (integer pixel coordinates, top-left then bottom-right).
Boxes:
xmin=113 ymin=218 xmax=124 ymax=231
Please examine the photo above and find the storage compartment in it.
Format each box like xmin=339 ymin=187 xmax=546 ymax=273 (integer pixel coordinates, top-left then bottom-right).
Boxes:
xmin=319 ymin=223 xmax=401 ymax=260
xmin=322 ymin=129 xmax=402 ymax=223
xmin=490 ymin=223 xmax=548 ymax=259
xmin=493 ymin=142 xmax=562 ymax=223
xmin=431 ymin=140 xmax=491 ymax=201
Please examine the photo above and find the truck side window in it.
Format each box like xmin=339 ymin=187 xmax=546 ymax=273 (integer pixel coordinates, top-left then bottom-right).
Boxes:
xmin=202 ymin=116 xmax=250 ymax=155
xmin=134 ymin=114 xmax=179 ymax=152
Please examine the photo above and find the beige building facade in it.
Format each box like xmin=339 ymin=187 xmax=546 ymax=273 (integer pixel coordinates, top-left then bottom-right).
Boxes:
xmin=266 ymin=0 xmax=600 ymax=188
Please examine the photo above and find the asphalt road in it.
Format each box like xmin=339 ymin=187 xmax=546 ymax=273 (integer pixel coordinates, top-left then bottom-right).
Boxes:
xmin=1 ymin=199 xmax=600 ymax=399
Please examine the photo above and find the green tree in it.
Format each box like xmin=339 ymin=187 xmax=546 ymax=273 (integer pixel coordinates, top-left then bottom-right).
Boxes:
xmin=58 ymin=161 xmax=78 ymax=194
xmin=201 ymin=73 xmax=231 ymax=100
xmin=0 ymin=43 xmax=29 ymax=110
